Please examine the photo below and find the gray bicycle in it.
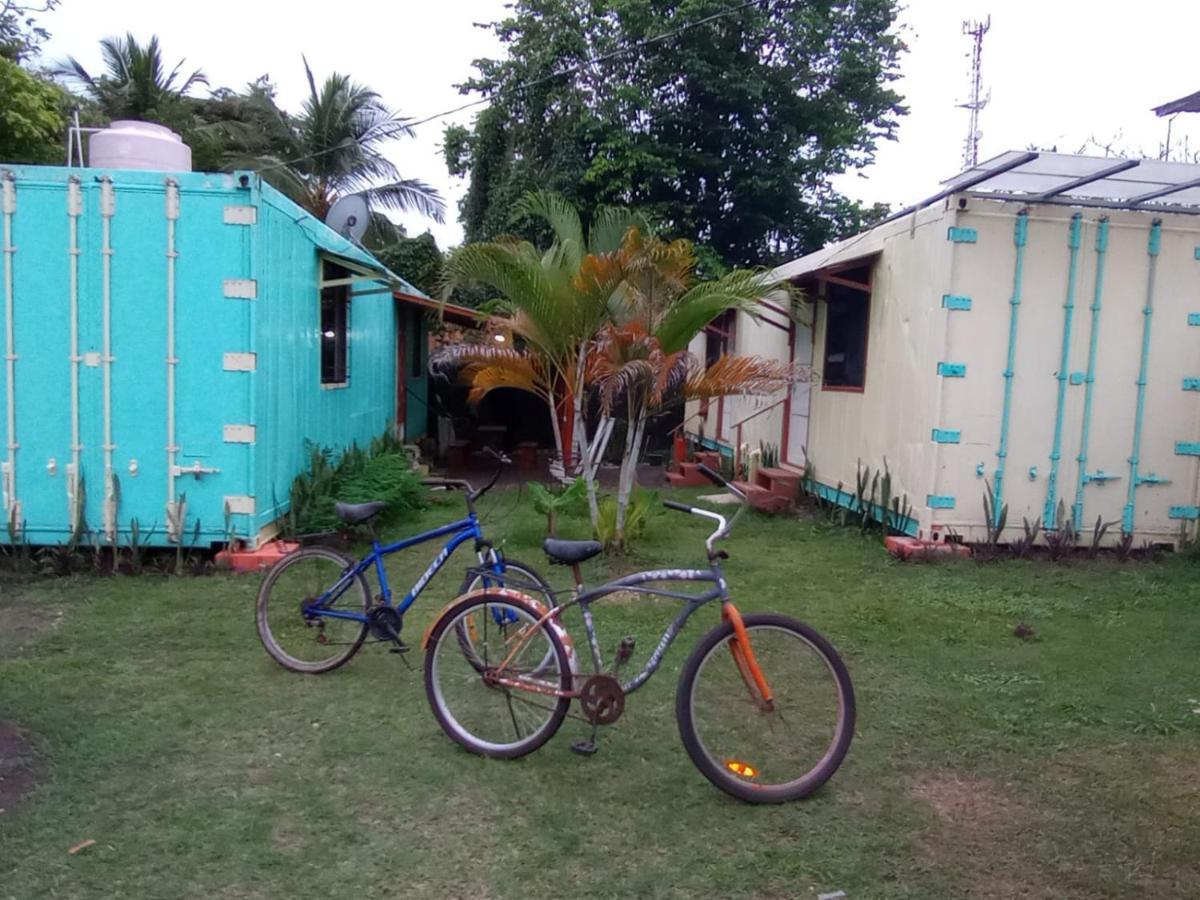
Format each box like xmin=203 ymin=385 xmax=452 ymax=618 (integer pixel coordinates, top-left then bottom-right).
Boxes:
xmin=422 ymin=465 xmax=856 ymax=803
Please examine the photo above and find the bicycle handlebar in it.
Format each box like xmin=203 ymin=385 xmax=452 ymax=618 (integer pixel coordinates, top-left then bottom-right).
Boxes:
xmin=420 ymin=447 xmax=509 ymax=510
xmin=662 ymin=465 xmax=750 ymax=558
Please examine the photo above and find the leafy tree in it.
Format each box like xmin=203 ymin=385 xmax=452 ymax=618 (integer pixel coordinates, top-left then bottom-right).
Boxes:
xmin=374 ymin=231 xmax=444 ymax=297
xmin=0 ymin=0 xmax=58 ymax=63
xmin=445 ymin=0 xmax=905 ymax=267
xmin=56 ymin=32 xmax=207 ymax=125
xmin=0 ymin=56 xmax=63 ymax=162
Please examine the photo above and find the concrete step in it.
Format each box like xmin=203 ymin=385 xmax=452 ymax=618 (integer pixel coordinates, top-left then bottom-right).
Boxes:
xmin=666 ymin=470 xmax=707 ymax=488
xmin=754 ymin=466 xmax=803 ymax=498
xmin=731 ymin=480 xmax=791 ymax=514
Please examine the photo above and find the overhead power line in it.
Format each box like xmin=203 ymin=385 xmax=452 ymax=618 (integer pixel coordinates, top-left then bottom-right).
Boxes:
xmin=256 ymin=0 xmax=770 ymax=173
xmin=406 ymin=0 xmax=772 ymax=129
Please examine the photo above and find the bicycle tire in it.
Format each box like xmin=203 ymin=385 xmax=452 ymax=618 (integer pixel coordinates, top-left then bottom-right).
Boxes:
xmin=425 ymin=592 xmax=572 ymax=759
xmin=676 ymin=613 xmax=855 ymax=803
xmin=256 ymin=546 xmax=371 ymax=674
xmin=454 ymin=558 xmax=557 ymax=670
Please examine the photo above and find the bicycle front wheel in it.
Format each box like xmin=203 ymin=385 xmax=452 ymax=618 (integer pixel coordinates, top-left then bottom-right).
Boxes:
xmin=256 ymin=547 xmax=371 ymax=674
xmin=454 ymin=558 xmax=557 ymax=672
xmin=426 ymin=593 xmax=572 ymax=759
xmin=676 ymin=613 xmax=855 ymax=803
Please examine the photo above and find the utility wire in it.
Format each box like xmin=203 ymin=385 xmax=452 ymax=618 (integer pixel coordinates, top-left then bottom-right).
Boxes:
xmin=406 ymin=0 xmax=770 ymax=129
xmin=255 ymin=0 xmax=769 ymax=173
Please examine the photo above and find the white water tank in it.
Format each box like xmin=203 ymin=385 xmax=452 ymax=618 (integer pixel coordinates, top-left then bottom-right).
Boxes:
xmin=89 ymin=120 xmax=192 ymax=172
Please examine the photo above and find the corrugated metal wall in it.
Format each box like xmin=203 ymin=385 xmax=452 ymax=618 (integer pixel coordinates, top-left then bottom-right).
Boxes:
xmin=0 ymin=167 xmax=399 ymax=548
xmin=0 ymin=167 xmax=255 ymax=547
xmin=746 ymin=197 xmax=1199 ymax=546
xmin=930 ymin=201 xmax=1200 ymax=544
xmin=251 ymin=188 xmax=397 ymax=538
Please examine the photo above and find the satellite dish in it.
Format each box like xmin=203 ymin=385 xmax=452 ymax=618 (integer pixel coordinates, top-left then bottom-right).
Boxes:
xmin=325 ymin=194 xmax=370 ymax=242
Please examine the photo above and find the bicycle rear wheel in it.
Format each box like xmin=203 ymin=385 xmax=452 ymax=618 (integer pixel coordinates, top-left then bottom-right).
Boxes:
xmin=425 ymin=593 xmax=572 ymax=759
xmin=676 ymin=613 xmax=855 ymax=803
xmin=256 ymin=547 xmax=371 ymax=674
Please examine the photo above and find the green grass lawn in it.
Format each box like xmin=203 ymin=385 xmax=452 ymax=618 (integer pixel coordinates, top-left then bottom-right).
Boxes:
xmin=2 ymin=487 xmax=1198 ymax=899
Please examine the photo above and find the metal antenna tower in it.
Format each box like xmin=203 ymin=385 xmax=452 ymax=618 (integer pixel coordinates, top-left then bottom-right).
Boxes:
xmin=959 ymin=16 xmax=991 ymax=169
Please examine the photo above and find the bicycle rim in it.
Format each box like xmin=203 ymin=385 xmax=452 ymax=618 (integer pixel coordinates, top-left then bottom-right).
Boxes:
xmin=257 ymin=549 xmax=370 ymax=673
xmin=456 ymin=561 xmax=557 ymax=673
xmin=428 ymin=596 xmax=570 ymax=757
xmin=680 ymin=617 xmax=854 ymax=801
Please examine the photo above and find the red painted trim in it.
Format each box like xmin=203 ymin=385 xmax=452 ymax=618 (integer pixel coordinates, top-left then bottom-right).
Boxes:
xmin=716 ymin=396 xmax=725 ymax=441
xmin=393 ymin=291 xmax=481 ymax=326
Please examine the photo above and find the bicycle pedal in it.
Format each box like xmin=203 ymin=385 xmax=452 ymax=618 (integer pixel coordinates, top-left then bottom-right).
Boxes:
xmin=570 ymin=739 xmax=598 ymax=756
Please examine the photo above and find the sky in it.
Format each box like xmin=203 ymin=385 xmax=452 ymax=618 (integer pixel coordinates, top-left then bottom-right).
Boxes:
xmin=38 ymin=0 xmax=1200 ymax=251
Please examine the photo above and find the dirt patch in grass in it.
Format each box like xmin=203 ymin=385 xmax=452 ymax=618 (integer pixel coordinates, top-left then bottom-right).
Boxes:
xmin=910 ymin=774 xmax=1079 ymax=900
xmin=1153 ymin=750 xmax=1200 ymax=804
xmin=0 ymin=720 xmax=43 ymax=815
xmin=0 ymin=594 xmax=64 ymax=657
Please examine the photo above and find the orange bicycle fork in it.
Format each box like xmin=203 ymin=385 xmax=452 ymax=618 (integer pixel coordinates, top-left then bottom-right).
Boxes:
xmin=722 ymin=601 xmax=775 ymax=712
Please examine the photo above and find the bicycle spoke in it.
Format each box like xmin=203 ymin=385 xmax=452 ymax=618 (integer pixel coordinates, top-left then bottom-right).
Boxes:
xmin=428 ymin=598 xmax=569 ymax=755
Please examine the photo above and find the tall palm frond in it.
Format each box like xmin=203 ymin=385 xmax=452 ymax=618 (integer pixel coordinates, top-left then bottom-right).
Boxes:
xmin=56 ymin=32 xmax=207 ymax=120
xmin=655 ymin=271 xmax=788 ymax=354
xmin=429 ymin=343 xmax=551 ymax=405
xmin=681 ymin=354 xmax=802 ymax=401
xmin=589 ymin=206 xmax=650 ymax=255
xmin=218 ymin=58 xmax=443 ymax=223
xmin=514 ymin=191 xmax=585 ymax=271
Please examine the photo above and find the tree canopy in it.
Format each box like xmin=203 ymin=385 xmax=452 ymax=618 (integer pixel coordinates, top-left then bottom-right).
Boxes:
xmin=445 ymin=0 xmax=905 ymax=267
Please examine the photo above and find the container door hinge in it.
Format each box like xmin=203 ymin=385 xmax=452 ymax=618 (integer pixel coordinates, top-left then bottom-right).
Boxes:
xmin=1168 ymin=505 xmax=1200 ymax=520
xmin=947 ymin=227 xmax=978 ymax=243
xmin=1082 ymin=470 xmax=1121 ymax=484
xmin=926 ymin=494 xmax=956 ymax=509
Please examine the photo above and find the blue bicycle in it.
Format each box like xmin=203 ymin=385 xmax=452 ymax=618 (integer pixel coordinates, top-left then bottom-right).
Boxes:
xmin=256 ymin=455 xmax=553 ymax=674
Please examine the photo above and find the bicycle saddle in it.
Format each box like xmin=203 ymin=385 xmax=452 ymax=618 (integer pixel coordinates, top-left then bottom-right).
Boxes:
xmin=542 ymin=538 xmax=603 ymax=565
xmin=335 ymin=500 xmax=388 ymax=525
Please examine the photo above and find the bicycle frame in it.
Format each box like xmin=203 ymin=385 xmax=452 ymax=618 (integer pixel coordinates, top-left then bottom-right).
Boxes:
xmin=304 ymin=515 xmax=498 ymax=623
xmin=491 ymin=562 xmax=730 ymax=697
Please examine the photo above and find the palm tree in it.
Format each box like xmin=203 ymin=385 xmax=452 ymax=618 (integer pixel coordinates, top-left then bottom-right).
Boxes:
xmin=593 ymin=228 xmax=798 ymax=545
xmin=438 ymin=193 xmax=801 ymax=547
xmin=57 ymin=33 xmax=207 ymax=121
xmin=438 ymin=192 xmax=641 ymax=481
xmin=244 ymin=59 xmax=444 ymax=223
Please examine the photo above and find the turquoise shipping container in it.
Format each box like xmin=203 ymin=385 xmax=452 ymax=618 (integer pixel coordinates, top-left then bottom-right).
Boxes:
xmin=0 ymin=164 xmax=420 ymax=549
